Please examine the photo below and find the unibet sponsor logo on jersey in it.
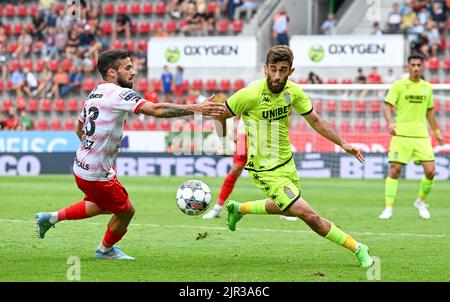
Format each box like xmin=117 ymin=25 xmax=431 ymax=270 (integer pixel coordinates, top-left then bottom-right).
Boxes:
xmin=405 ymin=95 xmax=427 ymax=103
xmin=262 ymin=105 xmax=290 ymax=121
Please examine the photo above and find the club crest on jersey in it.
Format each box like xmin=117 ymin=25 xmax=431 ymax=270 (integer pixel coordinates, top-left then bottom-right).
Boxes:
xmin=284 ymin=93 xmax=291 ymax=104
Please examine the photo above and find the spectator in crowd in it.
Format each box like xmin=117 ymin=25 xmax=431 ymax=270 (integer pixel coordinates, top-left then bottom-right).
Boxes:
xmin=400 ymin=6 xmax=416 ymax=33
xmin=355 ymin=68 xmax=367 ymax=84
xmin=386 ymin=2 xmax=402 ymax=34
xmin=420 ymin=20 xmax=440 ymax=58
xmin=78 ymin=24 xmax=96 ymax=56
xmin=113 ymin=13 xmax=132 ymax=42
xmin=272 ymin=8 xmax=290 ymax=46
xmin=307 ymin=71 xmax=323 ymax=84
xmin=86 ymin=0 xmax=100 ymax=29
xmin=0 ymin=24 xmax=8 ymax=84
xmin=24 ymin=66 xmax=39 ymax=97
xmin=54 ymin=26 xmax=68 ymax=60
xmin=46 ymin=6 xmax=58 ymax=28
xmin=13 ymin=28 xmax=33 ymax=60
xmin=0 ymin=113 xmax=6 ymax=130
xmin=384 ymin=68 xmax=397 ymax=84
xmin=234 ymin=0 xmax=258 ymax=22
xmin=11 ymin=67 xmax=27 ymax=98
xmin=56 ymin=5 xmax=71 ymax=30
xmin=30 ymin=10 xmax=47 ymax=41
xmin=65 ymin=29 xmax=80 ymax=59
xmin=321 ymin=13 xmax=336 ymax=35
xmin=174 ymin=66 xmax=185 ymax=101
xmin=371 ymin=22 xmax=384 ymax=36
xmin=161 ymin=65 xmax=174 ymax=101
xmin=41 ymin=27 xmax=57 ymax=60
xmin=416 ymin=6 xmax=430 ymax=25
xmin=132 ymin=49 xmax=148 ymax=74
xmin=4 ymin=107 xmax=20 ymax=130
xmin=36 ymin=65 xmax=54 ymax=98
xmin=226 ymin=0 xmax=242 ymax=21
xmin=39 ymin=0 xmax=55 ymax=16
xmin=59 ymin=65 xmax=83 ymax=97
xmin=19 ymin=110 xmax=33 ymax=131
xmin=408 ymin=18 xmax=425 ymax=50
xmin=430 ymin=1 xmax=447 ymax=33
xmin=49 ymin=65 xmax=69 ymax=98
xmin=367 ymin=67 xmax=382 ymax=84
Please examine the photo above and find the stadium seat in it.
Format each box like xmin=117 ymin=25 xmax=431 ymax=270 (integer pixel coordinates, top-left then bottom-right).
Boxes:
xmin=186 ymin=93 xmax=197 ymax=104
xmin=103 ymin=3 xmax=115 ymax=16
xmin=137 ymin=78 xmax=148 ymax=92
xmin=444 ymin=57 xmax=450 ymax=70
xmin=16 ymin=98 xmax=26 ymax=111
xmin=132 ymin=119 xmax=144 ymax=130
xmin=8 ymin=41 xmax=19 ymax=54
xmin=166 ymin=20 xmax=177 ymax=33
xmin=36 ymin=59 xmax=45 ymax=72
xmin=5 ymin=4 xmax=15 ymax=17
xmin=48 ymin=59 xmax=59 ymax=72
xmin=2 ymin=99 xmax=12 ymax=112
xmin=130 ymin=3 xmax=141 ymax=15
xmin=326 ymin=100 xmax=337 ymax=113
xmin=29 ymin=4 xmax=38 ymax=16
xmin=298 ymin=79 xmax=309 ymax=84
xmin=220 ymin=79 xmax=231 ymax=91
xmin=182 ymin=79 xmax=190 ymax=93
xmin=33 ymin=41 xmax=44 ymax=54
xmin=41 ymin=99 xmax=52 ymax=112
xmin=370 ymin=100 xmax=381 ymax=113
xmin=23 ymin=59 xmax=33 ymax=71
xmin=155 ymin=1 xmax=167 ymax=15
xmin=444 ymin=78 xmax=450 ymax=84
xmin=153 ymin=20 xmax=164 ymax=32
xmin=124 ymin=40 xmax=135 ymax=51
xmin=17 ymin=4 xmax=27 ymax=17
xmin=354 ymin=121 xmax=366 ymax=133
xmin=232 ymin=20 xmax=243 ymax=33
xmin=144 ymin=90 xmax=158 ymax=103
xmin=340 ymin=121 xmax=351 ymax=133
xmin=10 ymin=60 xmax=20 ymax=72
xmin=0 ymin=4 xmax=3 ymax=17
xmin=102 ymin=22 xmax=113 ymax=35
xmin=124 ymin=121 xmax=130 ymax=131
xmin=342 ymin=78 xmax=353 ymax=84
xmin=138 ymin=40 xmax=148 ymax=52
xmin=217 ymin=20 xmax=229 ymax=34
xmin=355 ymin=100 xmax=367 ymax=114
xmin=434 ymin=100 xmax=441 ymax=112
xmin=445 ymin=122 xmax=450 ymax=133
xmin=192 ymin=79 xmax=203 ymax=91
xmin=65 ymin=119 xmax=76 ymax=131
xmin=50 ymin=119 xmax=62 ymax=131
xmin=37 ymin=119 xmax=49 ymax=130
xmin=369 ymin=121 xmax=381 ymax=133
xmin=55 ymin=98 xmax=66 ymax=112
xmin=0 ymin=80 xmax=3 ymax=92
xmin=152 ymin=79 xmax=162 ymax=92
xmin=111 ymin=40 xmax=122 ymax=50
xmin=142 ymin=2 xmax=153 ymax=15
xmin=427 ymin=57 xmax=440 ymax=70
xmin=327 ymin=79 xmax=338 ymax=84
xmin=207 ymin=2 xmax=218 ymax=14
xmin=13 ymin=24 xmax=23 ymax=36
xmin=429 ymin=78 xmax=440 ymax=84
xmin=83 ymin=78 xmax=96 ymax=92
xmin=139 ymin=21 xmax=151 ymax=34
xmin=68 ymin=98 xmax=79 ymax=112
xmin=206 ymin=79 xmax=217 ymax=91
xmin=340 ymin=100 xmax=352 ymax=113
xmin=313 ymin=99 xmax=323 ymax=113
xmin=62 ymin=59 xmax=72 ymax=72
xmin=28 ymin=99 xmax=39 ymax=113
xmin=234 ymin=79 xmax=245 ymax=91
xmin=293 ymin=120 xmax=307 ymax=132
xmin=117 ymin=3 xmax=127 ymax=14
xmin=160 ymin=119 xmax=171 ymax=131
xmin=146 ymin=118 xmax=157 ymax=130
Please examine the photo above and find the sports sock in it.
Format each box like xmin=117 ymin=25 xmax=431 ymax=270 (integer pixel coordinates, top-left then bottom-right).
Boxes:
xmin=101 ymin=225 xmax=127 ymax=249
xmin=385 ymin=177 xmax=399 ymax=208
xmin=324 ymin=223 xmax=359 ymax=252
xmin=57 ymin=201 xmax=88 ymax=222
xmin=217 ymin=174 xmax=238 ymax=206
xmin=418 ymin=177 xmax=434 ymax=201
xmin=239 ymin=199 xmax=267 ymax=215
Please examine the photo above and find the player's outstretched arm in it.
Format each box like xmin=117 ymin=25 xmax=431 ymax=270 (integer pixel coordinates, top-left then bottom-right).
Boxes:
xmin=426 ymin=108 xmax=445 ymax=145
xmin=138 ymin=95 xmax=225 ymax=118
xmin=303 ymin=110 xmax=365 ymax=163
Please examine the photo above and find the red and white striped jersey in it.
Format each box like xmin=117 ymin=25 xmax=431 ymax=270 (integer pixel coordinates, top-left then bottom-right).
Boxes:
xmin=73 ymin=83 xmax=148 ymax=181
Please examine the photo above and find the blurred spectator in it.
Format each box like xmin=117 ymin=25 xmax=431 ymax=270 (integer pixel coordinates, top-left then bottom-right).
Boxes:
xmin=13 ymin=29 xmax=33 ymax=60
xmin=161 ymin=65 xmax=174 ymax=100
xmin=272 ymin=8 xmax=290 ymax=46
xmin=78 ymin=24 xmax=96 ymax=55
xmin=355 ymin=68 xmax=367 ymax=84
xmin=113 ymin=13 xmax=132 ymax=42
xmin=39 ymin=0 xmax=55 ymax=15
xmin=384 ymin=68 xmax=396 ymax=84
xmin=0 ymin=113 xmax=6 ymax=130
xmin=54 ymin=27 xmax=68 ymax=60
xmin=321 ymin=13 xmax=336 ymax=35
xmin=367 ymin=67 xmax=382 ymax=84
xmin=371 ymin=22 xmax=383 ymax=36
xmin=31 ymin=10 xmax=47 ymax=41
xmin=307 ymin=71 xmax=323 ymax=84
xmin=49 ymin=65 xmax=69 ymax=98
xmin=59 ymin=65 xmax=83 ymax=97
xmin=19 ymin=111 xmax=33 ymax=131
xmin=46 ymin=6 xmax=58 ymax=28
xmin=430 ymin=1 xmax=447 ymax=33
xmin=226 ymin=0 xmax=242 ymax=21
xmin=4 ymin=107 xmax=20 ymax=130
xmin=420 ymin=20 xmax=440 ymax=58
xmin=416 ymin=6 xmax=430 ymax=25
xmin=56 ymin=6 xmax=71 ymax=30
xmin=65 ymin=29 xmax=80 ymax=58
xmin=0 ymin=24 xmax=8 ymax=83
xmin=24 ymin=67 xmax=39 ymax=97
xmin=174 ymin=66 xmax=185 ymax=97
xmin=400 ymin=6 xmax=416 ymax=33
xmin=408 ymin=18 xmax=425 ymax=50
xmin=386 ymin=3 xmax=402 ymax=34
xmin=41 ymin=27 xmax=57 ymax=60
xmin=86 ymin=0 xmax=100 ymax=29
xmin=132 ymin=49 xmax=148 ymax=73
xmin=11 ymin=67 xmax=27 ymax=98
xmin=234 ymin=0 xmax=258 ymax=22
xmin=36 ymin=65 xmax=54 ymax=98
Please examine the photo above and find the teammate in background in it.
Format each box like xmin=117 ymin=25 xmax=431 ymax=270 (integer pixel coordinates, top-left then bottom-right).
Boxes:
xmin=379 ymin=52 xmax=445 ymax=220
xmin=35 ymin=50 xmax=225 ymax=259
xmin=203 ymin=93 xmax=297 ymax=222
xmin=215 ymin=45 xmax=374 ymax=267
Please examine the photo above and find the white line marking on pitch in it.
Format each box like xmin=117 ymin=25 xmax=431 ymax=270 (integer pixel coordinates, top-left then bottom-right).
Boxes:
xmin=1 ymin=218 xmax=448 ymax=238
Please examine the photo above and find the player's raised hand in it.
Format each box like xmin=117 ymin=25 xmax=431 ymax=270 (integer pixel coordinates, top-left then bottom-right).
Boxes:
xmin=387 ymin=123 xmax=396 ymax=136
xmin=342 ymin=143 xmax=365 ymax=163
xmin=195 ymin=94 xmax=226 ymax=116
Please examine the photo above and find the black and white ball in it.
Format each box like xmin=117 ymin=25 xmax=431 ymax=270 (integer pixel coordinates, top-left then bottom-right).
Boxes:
xmin=176 ymin=180 xmax=212 ymax=216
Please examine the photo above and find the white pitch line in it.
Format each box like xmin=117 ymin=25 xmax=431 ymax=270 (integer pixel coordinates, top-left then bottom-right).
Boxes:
xmin=1 ymin=218 xmax=448 ymax=238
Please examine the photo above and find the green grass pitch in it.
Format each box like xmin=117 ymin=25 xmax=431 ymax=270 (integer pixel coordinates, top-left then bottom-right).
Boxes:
xmin=0 ymin=175 xmax=449 ymax=282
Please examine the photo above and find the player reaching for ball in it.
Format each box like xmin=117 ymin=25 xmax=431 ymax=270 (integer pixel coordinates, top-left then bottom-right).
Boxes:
xmin=34 ymin=50 xmax=225 ymax=260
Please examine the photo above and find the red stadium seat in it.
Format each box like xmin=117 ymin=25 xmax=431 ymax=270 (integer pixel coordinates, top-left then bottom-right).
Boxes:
xmin=103 ymin=3 xmax=115 ymax=16
xmin=327 ymin=78 xmax=338 ymax=84
xmin=207 ymin=2 xmax=218 ymax=14
xmin=3 ymin=24 xmax=11 ymax=36
xmin=355 ymin=100 xmax=367 ymax=113
xmin=186 ymin=93 xmax=196 ymax=104
xmin=445 ymin=78 xmax=450 ymax=84
xmin=49 ymin=59 xmax=59 ymax=72
xmin=2 ymin=99 xmax=12 ymax=112
xmin=445 ymin=122 xmax=450 ymax=133
xmin=36 ymin=59 xmax=45 ymax=72
xmin=138 ymin=40 xmax=148 ymax=52
xmin=16 ymin=98 xmax=26 ymax=111
xmin=444 ymin=57 xmax=450 ymax=70
xmin=55 ymin=98 xmax=66 ymax=112
xmin=65 ymin=119 xmax=76 ymax=131
xmin=144 ymin=90 xmax=158 ymax=103
xmin=142 ymin=3 xmax=153 ymax=15
xmin=51 ymin=119 xmax=62 ymax=131
xmin=313 ymin=99 xmax=323 ymax=113
xmin=17 ymin=4 xmax=27 ymax=17
xmin=445 ymin=101 xmax=450 ymax=113
xmin=5 ymin=4 xmax=15 ymax=17
xmin=153 ymin=20 xmax=163 ymax=32
xmin=182 ymin=79 xmax=190 ymax=93
xmin=67 ymin=98 xmax=79 ymax=112
xmin=117 ymin=3 xmax=127 ymax=14
xmin=62 ymin=59 xmax=72 ymax=72
xmin=234 ymin=79 xmax=245 ymax=91
xmin=28 ymin=99 xmax=39 ymax=113
xmin=427 ymin=57 xmax=440 ymax=70
xmin=152 ymin=79 xmax=162 ymax=92
xmin=83 ymin=78 xmax=96 ymax=92
xmin=124 ymin=40 xmax=135 ymax=51
xmin=232 ymin=20 xmax=243 ymax=33
xmin=340 ymin=100 xmax=352 ymax=113
xmin=340 ymin=121 xmax=351 ymax=133
xmin=166 ymin=20 xmax=177 ymax=33
xmin=298 ymin=79 xmax=309 ymax=84
xmin=172 ymin=119 xmax=187 ymax=132
xmin=146 ymin=118 xmax=157 ymax=130
xmin=137 ymin=78 xmax=148 ymax=92
xmin=217 ymin=20 xmax=229 ymax=33
xmin=192 ymin=79 xmax=203 ymax=91
xmin=10 ymin=60 xmax=20 ymax=72
xmin=0 ymin=4 xmax=3 ymax=17
xmin=37 ymin=119 xmax=49 ymax=130
xmin=370 ymin=121 xmax=381 ymax=133
xmin=102 ymin=22 xmax=113 ymax=34
xmin=155 ymin=1 xmax=167 ymax=15
xmin=160 ymin=119 xmax=171 ymax=131
xmin=370 ymin=100 xmax=381 ymax=113
xmin=206 ymin=79 xmax=217 ymax=91
xmin=111 ymin=40 xmax=122 ymax=49
xmin=132 ymin=120 xmax=144 ymax=130
xmin=29 ymin=4 xmax=38 ymax=16
xmin=0 ymin=80 xmax=3 ymax=92
xmin=130 ymin=3 xmax=141 ymax=15
xmin=429 ymin=78 xmax=440 ymax=84
xmin=139 ymin=22 xmax=151 ymax=34
xmin=220 ymin=79 xmax=231 ymax=91
xmin=434 ymin=99 xmax=441 ymax=112
xmin=33 ymin=41 xmax=44 ymax=54
xmin=41 ymin=99 xmax=52 ymax=112
xmin=13 ymin=24 xmax=23 ymax=36
xmin=8 ymin=41 xmax=19 ymax=53
xmin=326 ymin=100 xmax=337 ymax=113
xmin=342 ymin=78 xmax=353 ymax=84
xmin=23 ymin=59 xmax=33 ymax=71
xmin=293 ymin=120 xmax=307 ymax=132
xmin=355 ymin=121 xmax=367 ymax=133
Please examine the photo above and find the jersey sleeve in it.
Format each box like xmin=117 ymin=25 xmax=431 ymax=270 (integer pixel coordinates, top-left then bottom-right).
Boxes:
xmin=113 ymin=88 xmax=149 ymax=114
xmin=427 ymin=85 xmax=434 ymax=109
xmin=225 ymin=87 xmax=256 ymax=116
xmin=385 ymin=81 xmax=399 ymax=106
xmin=78 ymin=108 xmax=85 ymax=124
xmin=292 ymin=84 xmax=313 ymax=115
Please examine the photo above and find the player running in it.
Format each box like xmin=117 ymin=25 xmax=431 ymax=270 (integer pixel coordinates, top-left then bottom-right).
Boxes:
xmin=379 ymin=52 xmax=445 ymax=220
xmin=35 ymin=50 xmax=225 ymax=259
xmin=215 ymin=45 xmax=374 ymax=268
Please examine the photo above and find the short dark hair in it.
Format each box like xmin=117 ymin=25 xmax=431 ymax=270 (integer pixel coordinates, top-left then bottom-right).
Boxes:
xmin=408 ymin=52 xmax=425 ymax=63
xmin=265 ymin=45 xmax=294 ymax=67
xmin=97 ymin=50 xmax=131 ymax=79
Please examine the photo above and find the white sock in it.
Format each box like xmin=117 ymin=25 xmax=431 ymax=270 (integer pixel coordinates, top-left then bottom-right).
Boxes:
xmin=97 ymin=243 xmax=112 ymax=253
xmin=49 ymin=212 xmax=59 ymax=224
xmin=213 ymin=204 xmax=223 ymax=212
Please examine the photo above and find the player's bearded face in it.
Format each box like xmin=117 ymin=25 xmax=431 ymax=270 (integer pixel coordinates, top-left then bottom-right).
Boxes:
xmin=265 ymin=62 xmax=293 ymax=94
xmin=116 ymin=58 xmax=135 ymax=89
